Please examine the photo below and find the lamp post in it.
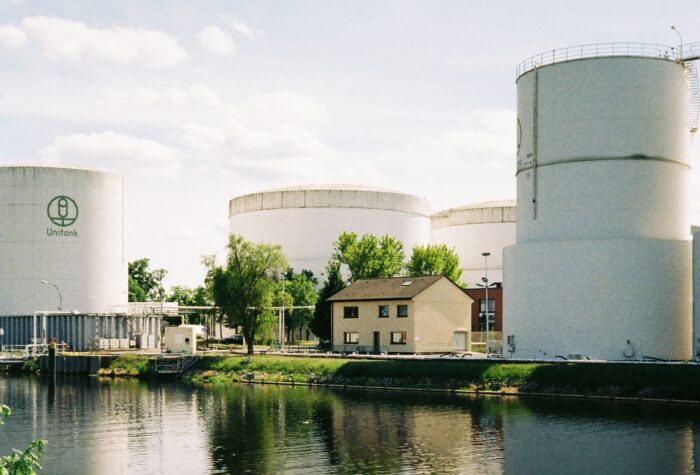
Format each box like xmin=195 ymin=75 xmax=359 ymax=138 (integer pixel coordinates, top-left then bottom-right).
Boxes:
xmin=482 ymin=252 xmax=491 ymax=355
xmin=671 ymin=25 xmax=683 ymax=59
xmin=41 ymin=280 xmax=62 ymax=311
xmin=279 ymin=274 xmax=286 ymax=351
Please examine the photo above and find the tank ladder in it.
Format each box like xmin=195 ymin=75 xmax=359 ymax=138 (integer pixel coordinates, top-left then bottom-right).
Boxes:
xmin=681 ymin=42 xmax=700 ymax=135
xmin=684 ymin=61 xmax=699 ymax=135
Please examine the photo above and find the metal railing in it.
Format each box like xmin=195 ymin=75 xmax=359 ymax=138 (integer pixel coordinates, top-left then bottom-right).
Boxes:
xmin=516 ymin=42 xmax=679 ymax=78
xmin=151 ymin=354 xmax=198 ymax=375
xmin=471 ymin=331 xmax=503 ymax=343
xmin=0 ymin=343 xmax=69 ymax=358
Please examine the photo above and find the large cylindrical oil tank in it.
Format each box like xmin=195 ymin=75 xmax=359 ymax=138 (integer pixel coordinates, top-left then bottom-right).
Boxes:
xmin=504 ymin=49 xmax=693 ymax=360
xmin=694 ymin=226 xmax=700 ymax=359
xmin=430 ymin=200 xmax=516 ymax=286
xmin=0 ymin=166 xmax=127 ymax=315
xmin=228 ymin=185 xmax=431 ymax=279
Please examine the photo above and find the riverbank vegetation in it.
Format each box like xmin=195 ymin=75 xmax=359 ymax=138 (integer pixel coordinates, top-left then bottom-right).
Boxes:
xmin=70 ymin=353 xmax=700 ymax=402
xmin=97 ymin=355 xmax=150 ymax=377
xmin=188 ymin=355 xmax=700 ymax=401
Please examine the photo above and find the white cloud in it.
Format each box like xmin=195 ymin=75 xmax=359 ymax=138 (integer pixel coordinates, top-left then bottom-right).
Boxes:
xmin=21 ymin=16 xmax=186 ymax=67
xmin=240 ymin=91 xmax=328 ymax=127
xmin=422 ymin=109 xmax=516 ymax=164
xmin=181 ymin=119 xmax=331 ymax=160
xmin=229 ymin=16 xmax=263 ymax=39
xmin=0 ymin=25 xmax=26 ymax=49
xmin=40 ymin=131 xmax=181 ymax=176
xmin=99 ymin=85 xmax=222 ymax=110
xmin=198 ymin=25 xmax=235 ymax=55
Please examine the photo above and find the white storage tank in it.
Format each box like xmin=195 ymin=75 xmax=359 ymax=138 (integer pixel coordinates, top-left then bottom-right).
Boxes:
xmin=693 ymin=226 xmax=700 ymax=359
xmin=431 ymin=200 xmax=516 ymax=286
xmin=504 ymin=45 xmax=694 ymax=360
xmin=0 ymin=166 xmax=127 ymax=315
xmin=229 ymin=185 xmax=431 ymax=279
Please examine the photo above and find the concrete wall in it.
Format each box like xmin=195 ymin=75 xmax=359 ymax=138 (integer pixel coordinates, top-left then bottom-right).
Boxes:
xmin=0 ymin=166 xmax=127 ymax=315
xmin=505 ymin=56 xmax=692 ymax=360
xmin=229 ymin=186 xmax=431 ymax=279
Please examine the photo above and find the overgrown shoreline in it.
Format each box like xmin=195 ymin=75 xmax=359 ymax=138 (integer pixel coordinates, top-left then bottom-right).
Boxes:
xmin=94 ymin=354 xmax=700 ymax=403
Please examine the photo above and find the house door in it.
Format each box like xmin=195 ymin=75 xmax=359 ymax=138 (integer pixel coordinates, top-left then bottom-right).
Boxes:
xmin=373 ymin=332 xmax=380 ymax=353
xmin=453 ymin=331 xmax=467 ymax=351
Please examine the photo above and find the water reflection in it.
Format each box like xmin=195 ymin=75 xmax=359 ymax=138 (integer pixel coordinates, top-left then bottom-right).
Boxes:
xmin=0 ymin=376 xmax=699 ymax=474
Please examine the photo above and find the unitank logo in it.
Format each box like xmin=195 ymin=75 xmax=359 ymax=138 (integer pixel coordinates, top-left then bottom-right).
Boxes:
xmin=47 ymin=195 xmax=78 ymax=227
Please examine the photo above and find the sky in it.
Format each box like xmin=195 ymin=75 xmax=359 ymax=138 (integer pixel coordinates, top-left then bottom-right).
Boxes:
xmin=1 ymin=0 xmax=700 ymax=289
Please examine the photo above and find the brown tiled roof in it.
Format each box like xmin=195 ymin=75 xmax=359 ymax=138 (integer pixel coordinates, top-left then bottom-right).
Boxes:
xmin=328 ymin=275 xmax=445 ymax=302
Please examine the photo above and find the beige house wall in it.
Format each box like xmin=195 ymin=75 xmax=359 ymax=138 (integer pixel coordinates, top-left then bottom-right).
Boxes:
xmin=413 ymin=278 xmax=472 ymax=352
xmin=332 ymin=300 xmax=416 ymax=353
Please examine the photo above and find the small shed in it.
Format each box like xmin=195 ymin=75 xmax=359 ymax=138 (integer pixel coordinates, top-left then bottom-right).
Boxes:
xmin=164 ymin=325 xmax=199 ymax=354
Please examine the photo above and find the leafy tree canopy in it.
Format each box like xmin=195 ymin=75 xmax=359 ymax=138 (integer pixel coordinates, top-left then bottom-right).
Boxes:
xmin=167 ymin=285 xmax=210 ymax=307
xmin=128 ymin=258 xmax=167 ymax=302
xmin=406 ymin=244 xmax=463 ymax=284
xmin=281 ymin=269 xmax=319 ymax=340
xmin=1 ymin=404 xmax=46 ymax=475
xmin=333 ymin=232 xmax=405 ymax=281
xmin=311 ymin=260 xmax=346 ymax=343
xmin=211 ymin=235 xmax=287 ymax=355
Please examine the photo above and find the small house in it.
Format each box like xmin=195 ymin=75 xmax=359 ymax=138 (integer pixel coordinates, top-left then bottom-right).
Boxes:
xmin=329 ymin=275 xmax=473 ymax=353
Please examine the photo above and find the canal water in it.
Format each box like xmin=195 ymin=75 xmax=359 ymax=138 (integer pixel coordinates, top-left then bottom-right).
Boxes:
xmin=1 ymin=375 xmax=699 ymax=474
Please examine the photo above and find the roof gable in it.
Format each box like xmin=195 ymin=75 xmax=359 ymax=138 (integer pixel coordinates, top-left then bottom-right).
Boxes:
xmin=328 ymin=275 xmax=448 ymax=301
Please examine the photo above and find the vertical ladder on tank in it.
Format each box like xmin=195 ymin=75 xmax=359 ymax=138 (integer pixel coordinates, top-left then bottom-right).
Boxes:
xmin=681 ymin=42 xmax=700 ymax=135
xmin=684 ymin=61 xmax=699 ymax=135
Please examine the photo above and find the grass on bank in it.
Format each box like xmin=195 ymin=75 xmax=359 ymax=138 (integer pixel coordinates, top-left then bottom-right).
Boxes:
xmin=192 ymin=355 xmax=700 ymax=400
xmin=92 ymin=354 xmax=700 ymax=400
xmin=97 ymin=355 xmax=150 ymax=377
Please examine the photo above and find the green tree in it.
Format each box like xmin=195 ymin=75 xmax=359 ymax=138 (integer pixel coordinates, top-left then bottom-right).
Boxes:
xmin=1 ymin=404 xmax=46 ymax=475
xmin=406 ymin=244 xmax=463 ymax=284
xmin=128 ymin=258 xmax=167 ymax=301
xmin=311 ymin=260 xmax=346 ymax=343
xmin=333 ymin=232 xmax=405 ymax=281
xmin=211 ymin=235 xmax=287 ymax=356
xmin=283 ymin=269 xmax=318 ymax=341
xmin=128 ymin=275 xmax=147 ymax=302
xmin=168 ymin=285 xmax=211 ymax=325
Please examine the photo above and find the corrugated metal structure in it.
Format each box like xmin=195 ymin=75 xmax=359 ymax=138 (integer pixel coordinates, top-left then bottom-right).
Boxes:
xmin=431 ymin=200 xmax=516 ymax=286
xmin=504 ymin=43 xmax=696 ymax=360
xmin=0 ymin=313 xmax=161 ymax=351
xmin=0 ymin=166 xmax=127 ymax=315
xmin=229 ymin=185 xmax=431 ymax=279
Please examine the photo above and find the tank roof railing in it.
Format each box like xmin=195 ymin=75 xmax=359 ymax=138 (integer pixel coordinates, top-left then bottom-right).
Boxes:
xmin=681 ymin=42 xmax=700 ymax=62
xmin=516 ymin=42 xmax=682 ymax=79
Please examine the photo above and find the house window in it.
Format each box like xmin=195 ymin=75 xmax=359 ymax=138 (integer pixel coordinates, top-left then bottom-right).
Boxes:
xmin=378 ymin=305 xmax=389 ymax=318
xmin=397 ymin=304 xmax=408 ymax=318
xmin=343 ymin=306 xmax=359 ymax=318
xmin=479 ymin=299 xmax=495 ymax=332
xmin=391 ymin=331 xmax=407 ymax=344
xmin=344 ymin=332 xmax=359 ymax=344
